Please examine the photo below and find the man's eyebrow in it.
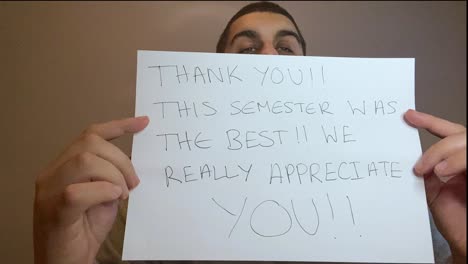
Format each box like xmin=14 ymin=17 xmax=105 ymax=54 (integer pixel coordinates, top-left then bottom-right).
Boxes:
xmin=275 ymin=29 xmax=301 ymax=43
xmin=230 ymin=30 xmax=259 ymax=45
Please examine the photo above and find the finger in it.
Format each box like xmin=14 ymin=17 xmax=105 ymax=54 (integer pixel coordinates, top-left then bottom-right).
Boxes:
xmin=428 ymin=173 xmax=466 ymax=221
xmin=423 ymin=172 xmax=443 ymax=207
xmin=56 ymin=152 xmax=130 ymax=199
xmin=404 ymin=109 xmax=465 ymax=138
xmin=414 ymin=133 xmax=466 ymax=176
xmin=54 ymin=133 xmax=140 ymax=189
xmin=83 ymin=116 xmax=150 ymax=141
xmin=44 ymin=116 xmax=149 ymax=176
xmin=61 ymin=181 xmax=122 ymax=224
xmin=75 ymin=134 xmax=140 ymax=189
xmin=434 ymin=149 xmax=467 ymax=178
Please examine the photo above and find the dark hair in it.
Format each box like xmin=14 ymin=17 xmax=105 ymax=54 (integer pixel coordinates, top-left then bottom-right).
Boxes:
xmin=216 ymin=1 xmax=306 ymax=55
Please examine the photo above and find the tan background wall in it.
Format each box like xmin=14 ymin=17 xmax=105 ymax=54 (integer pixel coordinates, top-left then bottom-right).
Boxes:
xmin=0 ymin=1 xmax=465 ymax=263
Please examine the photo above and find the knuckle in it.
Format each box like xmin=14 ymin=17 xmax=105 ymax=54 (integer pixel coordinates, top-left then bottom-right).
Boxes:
xmin=424 ymin=144 xmax=438 ymax=158
xmin=63 ymin=185 xmax=80 ymax=206
xmin=82 ymin=123 xmax=100 ymax=135
xmin=420 ymin=150 xmax=437 ymax=167
xmin=34 ymin=170 xmax=53 ymax=200
xmin=434 ymin=164 xmax=445 ymax=177
xmin=80 ymin=132 xmax=101 ymax=146
xmin=72 ymin=152 xmax=95 ymax=170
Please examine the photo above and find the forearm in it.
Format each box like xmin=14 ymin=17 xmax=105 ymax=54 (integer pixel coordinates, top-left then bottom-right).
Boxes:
xmin=452 ymin=254 xmax=466 ymax=264
xmin=451 ymin=243 xmax=467 ymax=264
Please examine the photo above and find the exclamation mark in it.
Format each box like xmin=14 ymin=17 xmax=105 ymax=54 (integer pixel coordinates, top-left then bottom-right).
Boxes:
xmin=193 ymin=102 xmax=199 ymax=118
xmin=326 ymin=193 xmax=334 ymax=220
xmin=295 ymin=126 xmax=300 ymax=143
xmin=346 ymin=195 xmax=356 ymax=225
xmin=302 ymin=125 xmax=308 ymax=142
xmin=309 ymin=67 xmax=314 ymax=89
xmin=296 ymin=125 xmax=308 ymax=144
xmin=321 ymin=65 xmax=325 ymax=86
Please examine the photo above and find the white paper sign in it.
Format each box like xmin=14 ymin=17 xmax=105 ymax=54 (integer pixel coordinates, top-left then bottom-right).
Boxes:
xmin=123 ymin=50 xmax=434 ymax=263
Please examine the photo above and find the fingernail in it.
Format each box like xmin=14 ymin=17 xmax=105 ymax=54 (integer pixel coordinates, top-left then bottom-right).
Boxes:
xmin=135 ymin=176 xmax=140 ymax=186
xmin=435 ymin=161 xmax=447 ymax=174
xmin=414 ymin=159 xmax=424 ymax=176
xmin=131 ymin=175 xmax=140 ymax=190
xmin=136 ymin=116 xmax=149 ymax=121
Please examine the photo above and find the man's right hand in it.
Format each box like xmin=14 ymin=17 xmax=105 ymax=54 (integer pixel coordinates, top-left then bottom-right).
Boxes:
xmin=33 ymin=116 xmax=149 ymax=264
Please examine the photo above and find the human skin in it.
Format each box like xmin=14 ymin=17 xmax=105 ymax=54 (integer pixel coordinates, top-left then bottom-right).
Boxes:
xmin=33 ymin=11 xmax=466 ymax=264
xmin=223 ymin=12 xmax=304 ymax=56
xmin=405 ymin=109 xmax=466 ymax=263
xmin=34 ymin=117 xmax=149 ymax=264
xmin=225 ymin=13 xmax=466 ymax=261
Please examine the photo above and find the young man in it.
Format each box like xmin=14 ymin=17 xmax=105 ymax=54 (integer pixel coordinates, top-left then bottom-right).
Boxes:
xmin=33 ymin=2 xmax=466 ymax=264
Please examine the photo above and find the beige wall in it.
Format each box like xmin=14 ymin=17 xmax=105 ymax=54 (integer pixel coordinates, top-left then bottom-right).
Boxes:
xmin=0 ymin=1 xmax=465 ymax=262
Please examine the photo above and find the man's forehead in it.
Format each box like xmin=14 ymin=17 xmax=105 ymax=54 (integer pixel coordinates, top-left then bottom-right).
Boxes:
xmin=227 ymin=12 xmax=298 ymax=41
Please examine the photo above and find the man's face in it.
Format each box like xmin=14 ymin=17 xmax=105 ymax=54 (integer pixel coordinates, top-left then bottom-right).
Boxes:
xmin=224 ymin=12 xmax=304 ymax=56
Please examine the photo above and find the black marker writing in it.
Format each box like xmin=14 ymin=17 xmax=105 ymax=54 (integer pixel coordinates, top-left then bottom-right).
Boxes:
xmin=326 ymin=193 xmax=334 ymax=220
xmin=291 ymin=199 xmax=320 ymax=235
xmin=211 ymin=197 xmax=248 ymax=238
xmin=321 ymin=125 xmax=356 ymax=143
xmin=250 ymin=200 xmax=293 ymax=237
xmin=156 ymin=131 xmax=212 ymax=151
xmin=346 ymin=195 xmax=356 ymax=225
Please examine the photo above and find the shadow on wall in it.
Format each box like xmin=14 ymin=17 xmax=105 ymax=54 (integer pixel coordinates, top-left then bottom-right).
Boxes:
xmin=158 ymin=3 xmax=244 ymax=52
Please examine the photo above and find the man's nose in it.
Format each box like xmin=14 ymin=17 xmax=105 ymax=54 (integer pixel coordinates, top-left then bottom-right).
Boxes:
xmin=259 ymin=44 xmax=278 ymax=55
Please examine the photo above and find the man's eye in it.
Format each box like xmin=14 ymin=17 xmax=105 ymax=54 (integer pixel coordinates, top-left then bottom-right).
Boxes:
xmin=239 ymin=47 xmax=257 ymax=54
xmin=277 ymin=47 xmax=293 ymax=53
